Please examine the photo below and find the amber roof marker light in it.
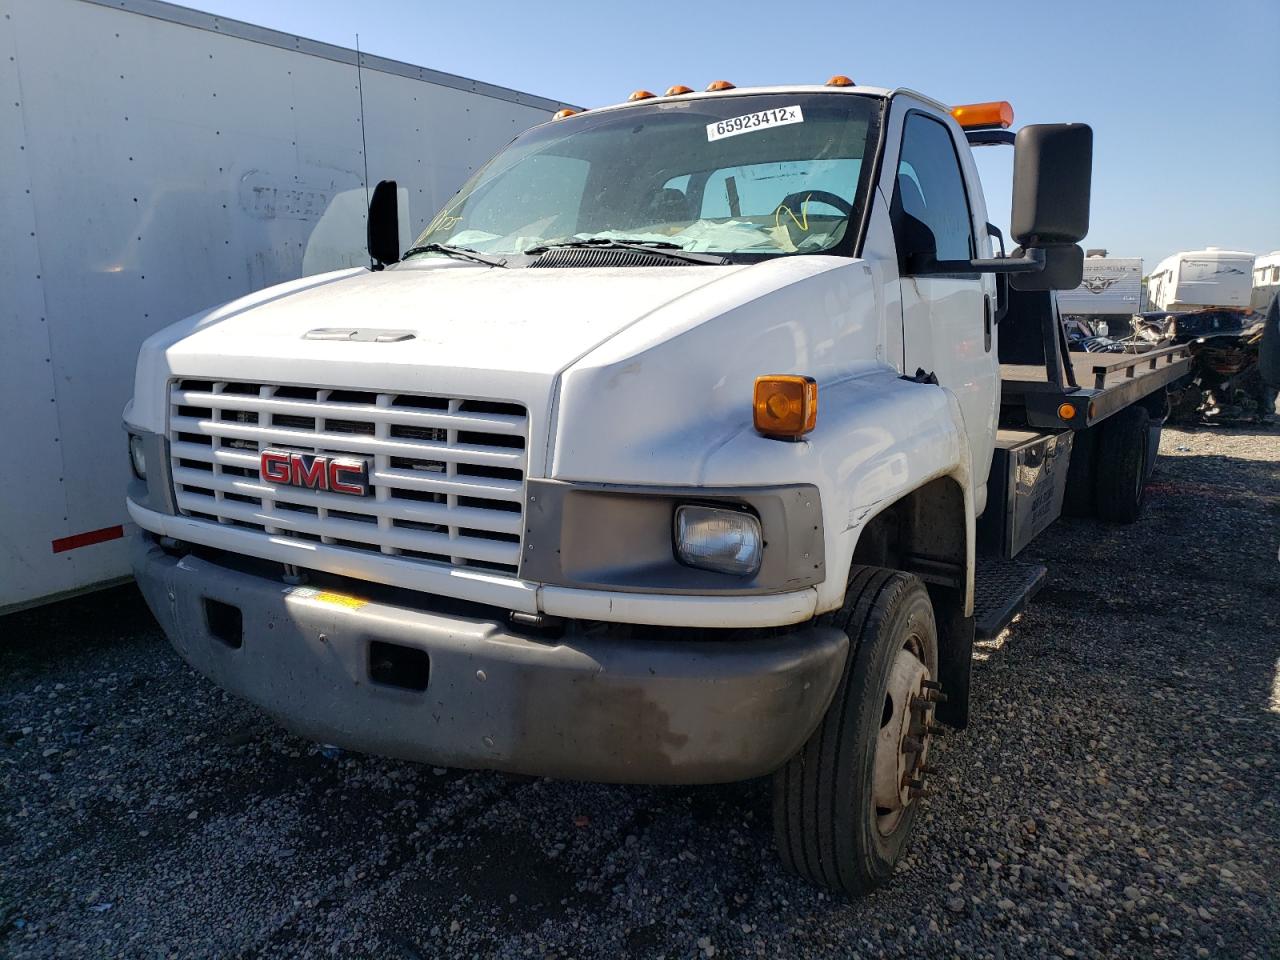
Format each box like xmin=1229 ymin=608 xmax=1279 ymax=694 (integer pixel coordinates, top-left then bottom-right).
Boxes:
xmin=552 ymin=108 xmax=579 ymax=120
xmin=628 ymin=89 xmax=656 ymax=101
xmin=664 ymin=84 xmax=694 ymax=96
xmin=754 ymin=375 xmax=818 ymax=440
xmin=705 ymin=80 xmax=736 ymax=92
xmin=825 ymin=75 xmax=855 ymax=87
xmin=950 ymin=100 xmax=1015 ymax=130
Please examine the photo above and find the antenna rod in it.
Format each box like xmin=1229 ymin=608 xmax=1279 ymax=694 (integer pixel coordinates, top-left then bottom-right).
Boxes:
xmin=355 ymin=33 xmax=372 ymax=262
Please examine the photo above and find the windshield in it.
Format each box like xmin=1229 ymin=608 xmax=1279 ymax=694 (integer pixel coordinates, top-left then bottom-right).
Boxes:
xmin=409 ymin=92 xmax=882 ymax=263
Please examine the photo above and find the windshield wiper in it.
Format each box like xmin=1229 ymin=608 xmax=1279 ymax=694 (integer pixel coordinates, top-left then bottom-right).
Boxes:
xmin=524 ymin=237 xmax=729 ymax=266
xmin=402 ymin=243 xmax=508 ymax=268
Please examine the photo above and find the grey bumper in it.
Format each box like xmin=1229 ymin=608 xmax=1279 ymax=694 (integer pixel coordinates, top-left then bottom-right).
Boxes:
xmin=132 ymin=537 xmax=848 ymax=784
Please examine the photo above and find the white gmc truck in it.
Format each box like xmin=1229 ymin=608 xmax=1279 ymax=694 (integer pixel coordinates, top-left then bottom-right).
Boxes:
xmin=123 ymin=79 xmax=1189 ymax=895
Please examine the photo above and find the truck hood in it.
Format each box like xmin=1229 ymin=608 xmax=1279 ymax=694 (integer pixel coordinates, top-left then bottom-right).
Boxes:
xmin=157 ymin=260 xmax=751 ymax=375
xmin=130 ymin=260 xmax=750 ymax=457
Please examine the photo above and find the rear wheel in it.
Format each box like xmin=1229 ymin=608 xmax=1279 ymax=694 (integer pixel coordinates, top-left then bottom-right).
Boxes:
xmin=1062 ymin=425 xmax=1098 ymax=517
xmin=772 ymin=568 xmax=941 ymax=897
xmin=1095 ymin=405 xmax=1150 ymax=523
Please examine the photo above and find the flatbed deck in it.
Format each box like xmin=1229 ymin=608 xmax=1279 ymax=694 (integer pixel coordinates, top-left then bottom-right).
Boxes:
xmin=1001 ymin=343 xmax=1191 ymax=429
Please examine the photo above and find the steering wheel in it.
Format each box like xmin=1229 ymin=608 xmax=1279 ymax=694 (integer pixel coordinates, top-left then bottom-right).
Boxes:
xmin=775 ymin=190 xmax=853 ymax=246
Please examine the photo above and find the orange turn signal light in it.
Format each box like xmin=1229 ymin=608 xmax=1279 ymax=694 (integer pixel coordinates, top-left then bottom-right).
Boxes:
xmin=552 ymin=108 xmax=579 ymax=120
xmin=950 ymin=100 xmax=1014 ymax=130
xmin=754 ymin=375 xmax=818 ymax=439
xmin=826 ymin=74 xmax=855 ymax=87
xmin=1057 ymin=402 xmax=1077 ymax=421
xmin=706 ymin=80 xmax=736 ymax=92
xmin=664 ymin=84 xmax=694 ymax=96
xmin=628 ymin=89 xmax=656 ymax=101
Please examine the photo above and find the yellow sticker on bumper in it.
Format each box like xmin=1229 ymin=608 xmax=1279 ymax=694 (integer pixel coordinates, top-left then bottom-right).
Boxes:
xmin=286 ymin=587 xmax=368 ymax=609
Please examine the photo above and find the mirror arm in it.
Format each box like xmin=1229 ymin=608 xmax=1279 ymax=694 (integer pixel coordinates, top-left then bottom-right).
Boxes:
xmin=907 ymin=247 xmax=1046 ymax=276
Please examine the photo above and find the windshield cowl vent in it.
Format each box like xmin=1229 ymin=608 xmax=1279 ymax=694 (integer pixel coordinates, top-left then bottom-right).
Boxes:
xmin=529 ymin=247 xmax=692 ymax=269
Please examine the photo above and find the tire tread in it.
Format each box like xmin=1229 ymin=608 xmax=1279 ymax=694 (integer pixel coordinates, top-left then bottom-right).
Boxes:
xmin=773 ymin=566 xmax=927 ymax=896
xmin=1095 ymin=406 xmax=1150 ymax=523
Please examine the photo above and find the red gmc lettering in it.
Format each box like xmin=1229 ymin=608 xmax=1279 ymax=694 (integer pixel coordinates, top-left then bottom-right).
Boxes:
xmin=261 ymin=449 xmax=369 ymax=496
xmin=261 ymin=450 xmax=293 ymax=484
xmin=329 ymin=461 xmax=367 ymax=495
xmin=291 ymin=455 xmax=328 ymax=490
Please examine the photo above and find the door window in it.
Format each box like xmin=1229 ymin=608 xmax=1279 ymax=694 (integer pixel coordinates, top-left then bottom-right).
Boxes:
xmin=892 ymin=114 xmax=975 ymax=263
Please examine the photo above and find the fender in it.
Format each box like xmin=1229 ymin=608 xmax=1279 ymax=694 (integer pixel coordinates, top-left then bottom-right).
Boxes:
xmin=700 ymin=369 xmax=975 ymax=616
xmin=550 ymin=257 xmax=886 ymax=485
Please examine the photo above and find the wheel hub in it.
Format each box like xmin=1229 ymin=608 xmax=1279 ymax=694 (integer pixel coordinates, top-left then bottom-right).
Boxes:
xmin=872 ymin=646 xmax=945 ymax=832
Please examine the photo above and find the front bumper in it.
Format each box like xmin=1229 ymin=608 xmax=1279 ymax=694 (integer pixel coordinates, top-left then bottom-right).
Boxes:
xmin=132 ymin=537 xmax=848 ymax=784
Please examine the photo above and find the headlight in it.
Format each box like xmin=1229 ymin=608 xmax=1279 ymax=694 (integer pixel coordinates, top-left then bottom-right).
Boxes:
xmin=128 ymin=433 xmax=147 ymax=480
xmin=673 ymin=505 xmax=762 ymax=577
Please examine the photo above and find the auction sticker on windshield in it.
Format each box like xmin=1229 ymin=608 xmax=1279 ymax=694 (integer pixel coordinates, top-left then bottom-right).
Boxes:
xmin=707 ymin=106 xmax=804 ymax=142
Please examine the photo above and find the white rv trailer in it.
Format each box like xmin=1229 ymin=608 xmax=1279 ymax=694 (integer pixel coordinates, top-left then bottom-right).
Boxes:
xmin=0 ymin=0 xmax=572 ymax=614
xmin=1056 ymin=254 xmax=1143 ymax=320
xmin=1251 ymin=251 xmax=1280 ymax=310
xmin=1145 ymin=247 xmax=1256 ymax=312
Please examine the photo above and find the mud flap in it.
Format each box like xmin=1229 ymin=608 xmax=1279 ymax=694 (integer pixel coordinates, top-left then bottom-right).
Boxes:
xmin=928 ymin=583 xmax=972 ymax=729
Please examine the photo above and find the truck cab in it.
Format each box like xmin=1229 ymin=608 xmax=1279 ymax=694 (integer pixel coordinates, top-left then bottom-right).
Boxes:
xmin=125 ymin=79 xmax=1102 ymax=896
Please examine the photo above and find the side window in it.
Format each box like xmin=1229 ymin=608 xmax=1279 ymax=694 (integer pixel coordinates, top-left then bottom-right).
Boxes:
xmin=892 ymin=114 xmax=975 ymax=263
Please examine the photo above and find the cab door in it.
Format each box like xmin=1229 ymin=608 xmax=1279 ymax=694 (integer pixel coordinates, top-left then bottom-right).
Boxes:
xmin=889 ymin=110 xmax=998 ymax=508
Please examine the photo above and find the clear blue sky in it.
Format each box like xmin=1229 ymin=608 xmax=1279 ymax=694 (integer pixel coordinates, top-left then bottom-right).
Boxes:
xmin=190 ymin=0 xmax=1278 ymax=271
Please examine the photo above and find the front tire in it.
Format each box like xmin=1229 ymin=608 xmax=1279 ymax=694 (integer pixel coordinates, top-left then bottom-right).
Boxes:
xmin=772 ymin=567 xmax=940 ymax=897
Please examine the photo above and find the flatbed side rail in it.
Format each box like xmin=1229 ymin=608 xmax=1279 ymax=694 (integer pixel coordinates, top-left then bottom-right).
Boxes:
xmin=1091 ymin=344 xmax=1191 ymax=391
xmin=1002 ymin=342 xmax=1192 ymax=431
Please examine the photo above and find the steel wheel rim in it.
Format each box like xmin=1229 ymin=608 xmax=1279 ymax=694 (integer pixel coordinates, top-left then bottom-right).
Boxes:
xmin=871 ymin=633 xmax=934 ymax=836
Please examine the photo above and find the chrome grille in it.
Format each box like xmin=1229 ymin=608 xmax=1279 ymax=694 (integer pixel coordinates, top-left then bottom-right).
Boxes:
xmin=167 ymin=380 xmax=527 ymax=573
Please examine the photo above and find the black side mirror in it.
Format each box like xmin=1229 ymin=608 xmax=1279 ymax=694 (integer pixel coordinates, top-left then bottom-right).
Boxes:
xmin=1009 ymin=244 xmax=1084 ymax=291
xmin=1011 ymin=124 xmax=1092 ymax=246
xmin=906 ymin=122 xmax=1092 ymax=291
xmin=368 ymin=179 xmax=400 ymax=269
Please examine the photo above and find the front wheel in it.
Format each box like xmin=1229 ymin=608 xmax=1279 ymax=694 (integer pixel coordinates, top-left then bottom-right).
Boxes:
xmin=772 ymin=567 xmax=941 ymax=897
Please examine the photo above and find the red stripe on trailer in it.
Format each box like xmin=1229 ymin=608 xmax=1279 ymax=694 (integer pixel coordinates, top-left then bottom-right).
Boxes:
xmin=51 ymin=525 xmax=125 ymax=554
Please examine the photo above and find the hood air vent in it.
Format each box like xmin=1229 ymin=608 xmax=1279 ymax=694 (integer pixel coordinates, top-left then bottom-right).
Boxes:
xmin=529 ymin=247 xmax=692 ymax=269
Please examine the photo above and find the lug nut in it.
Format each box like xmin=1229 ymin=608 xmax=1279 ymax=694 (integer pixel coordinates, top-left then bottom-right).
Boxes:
xmin=927 ymin=722 xmax=947 ymax=737
xmin=906 ymin=777 xmax=926 ymax=791
xmin=922 ymin=679 xmax=943 ymax=691
xmin=908 ymin=786 xmax=926 ymax=800
xmin=902 ymin=736 xmax=925 ymax=754
xmin=919 ymin=764 xmax=939 ymax=775
xmin=911 ymin=696 xmax=937 ymax=711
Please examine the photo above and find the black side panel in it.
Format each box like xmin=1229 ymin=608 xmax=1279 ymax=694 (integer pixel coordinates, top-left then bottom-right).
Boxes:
xmin=930 ymin=583 xmax=972 ymax=729
xmin=978 ymin=445 xmax=1012 ymax=558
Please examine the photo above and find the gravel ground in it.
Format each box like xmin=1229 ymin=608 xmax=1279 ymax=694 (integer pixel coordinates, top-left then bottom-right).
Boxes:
xmin=2 ymin=424 xmax=1277 ymax=959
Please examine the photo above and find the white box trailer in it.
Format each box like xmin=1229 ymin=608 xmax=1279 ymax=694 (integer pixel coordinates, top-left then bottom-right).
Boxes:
xmin=0 ymin=0 xmax=572 ymax=614
xmin=1056 ymin=255 xmax=1143 ymax=319
xmin=1251 ymin=251 xmax=1280 ymax=310
xmin=1146 ymin=247 xmax=1256 ymax=312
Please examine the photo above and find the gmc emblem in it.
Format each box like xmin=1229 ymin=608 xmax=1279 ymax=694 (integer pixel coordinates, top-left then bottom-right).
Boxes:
xmin=260 ymin=450 xmax=371 ymax=496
